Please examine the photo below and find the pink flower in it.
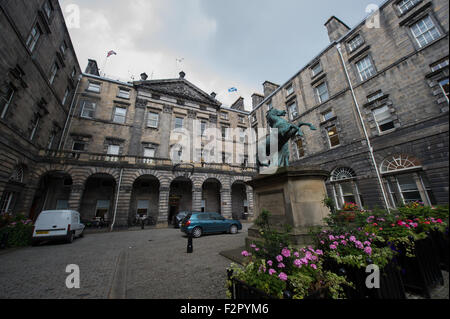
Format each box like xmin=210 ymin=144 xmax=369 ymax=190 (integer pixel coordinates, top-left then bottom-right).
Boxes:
xmin=294 ymin=259 xmax=302 ymax=268
xmin=328 ymin=235 xmax=335 ymax=241
xmin=278 ymin=263 xmax=286 ymax=269
xmin=268 ymin=269 xmax=276 ymax=276
xmin=349 ymin=236 xmax=356 ymax=242
xmin=315 ymin=249 xmax=323 ymax=255
xmin=276 ymin=255 xmax=283 ymax=262
xmin=320 ymin=240 xmax=325 ymax=245
xmin=310 ymin=264 xmax=317 ymax=270
xmin=267 ymin=260 xmax=273 ymax=267
xmin=281 ymin=248 xmax=291 ymax=258
xmin=278 ymin=272 xmax=288 ymax=281
xmin=254 ymin=247 xmax=260 ymax=251
xmin=364 ymin=247 xmax=372 ymax=255
xmin=241 ymin=250 xmax=250 ymax=257
xmin=364 ymin=241 xmax=371 ymax=246
xmin=293 ymin=252 xmax=300 ymax=258
xmin=341 ymin=240 xmax=347 ymax=246
xmin=330 ymin=244 xmax=337 ymax=250
xmin=300 ymin=257 xmax=308 ymax=265
xmin=250 ymin=244 xmax=256 ymax=248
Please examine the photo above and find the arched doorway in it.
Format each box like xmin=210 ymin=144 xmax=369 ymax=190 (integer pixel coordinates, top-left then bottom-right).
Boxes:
xmin=169 ymin=177 xmax=192 ymax=225
xmin=29 ymin=171 xmax=72 ymax=221
xmin=231 ymin=181 xmax=248 ymax=220
xmin=79 ymin=174 xmax=116 ymax=224
xmin=129 ymin=175 xmax=160 ymax=226
xmin=202 ymin=178 xmax=221 ymax=214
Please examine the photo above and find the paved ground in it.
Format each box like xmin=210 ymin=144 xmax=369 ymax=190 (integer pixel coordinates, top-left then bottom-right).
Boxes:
xmin=0 ymin=224 xmax=250 ymax=299
xmin=0 ymin=224 xmax=448 ymax=299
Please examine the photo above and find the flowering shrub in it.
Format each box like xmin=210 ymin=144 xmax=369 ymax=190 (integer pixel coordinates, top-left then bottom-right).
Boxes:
xmin=342 ymin=202 xmax=360 ymax=212
xmin=0 ymin=214 xmax=34 ymax=248
xmin=316 ymin=230 xmax=394 ymax=269
xmin=229 ymin=245 xmax=351 ymax=299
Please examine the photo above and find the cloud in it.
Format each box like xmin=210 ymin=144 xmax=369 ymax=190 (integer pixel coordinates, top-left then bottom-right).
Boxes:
xmin=60 ymin=0 xmax=385 ymax=111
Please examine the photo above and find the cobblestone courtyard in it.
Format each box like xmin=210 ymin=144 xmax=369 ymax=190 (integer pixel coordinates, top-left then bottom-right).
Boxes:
xmin=0 ymin=225 xmax=250 ymax=299
xmin=0 ymin=224 xmax=448 ymax=299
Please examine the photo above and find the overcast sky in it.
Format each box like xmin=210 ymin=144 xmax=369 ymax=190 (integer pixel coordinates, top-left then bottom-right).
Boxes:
xmin=60 ymin=0 xmax=385 ymax=110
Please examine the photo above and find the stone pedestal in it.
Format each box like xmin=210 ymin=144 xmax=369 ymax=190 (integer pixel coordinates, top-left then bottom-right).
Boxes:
xmin=245 ymin=165 xmax=331 ymax=248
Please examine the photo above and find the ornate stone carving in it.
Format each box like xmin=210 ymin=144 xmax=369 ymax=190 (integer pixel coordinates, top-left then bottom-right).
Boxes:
xmin=163 ymin=105 xmax=173 ymax=114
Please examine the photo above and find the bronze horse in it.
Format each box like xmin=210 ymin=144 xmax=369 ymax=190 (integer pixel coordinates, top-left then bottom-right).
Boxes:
xmin=259 ymin=108 xmax=316 ymax=168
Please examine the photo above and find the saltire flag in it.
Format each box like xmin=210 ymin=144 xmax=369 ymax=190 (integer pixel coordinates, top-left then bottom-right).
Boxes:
xmin=228 ymin=87 xmax=237 ymax=93
xmin=107 ymin=50 xmax=117 ymax=58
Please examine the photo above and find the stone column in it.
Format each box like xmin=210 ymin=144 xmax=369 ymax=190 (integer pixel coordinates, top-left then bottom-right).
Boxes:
xmin=158 ymin=186 xmax=170 ymax=227
xmin=113 ymin=185 xmax=132 ymax=229
xmin=246 ymin=185 xmax=254 ymax=220
xmin=192 ymin=187 xmax=203 ymax=212
xmin=68 ymin=183 xmax=84 ymax=212
xmin=221 ymin=188 xmax=232 ymax=218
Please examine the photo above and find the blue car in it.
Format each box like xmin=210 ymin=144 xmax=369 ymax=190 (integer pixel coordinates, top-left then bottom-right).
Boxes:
xmin=181 ymin=212 xmax=242 ymax=238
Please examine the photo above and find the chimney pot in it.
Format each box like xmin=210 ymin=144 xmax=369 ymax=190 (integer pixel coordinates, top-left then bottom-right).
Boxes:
xmin=179 ymin=71 xmax=186 ymax=79
xmin=140 ymin=72 xmax=148 ymax=81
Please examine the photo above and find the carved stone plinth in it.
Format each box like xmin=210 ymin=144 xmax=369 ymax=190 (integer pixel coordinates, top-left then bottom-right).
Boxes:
xmin=245 ymin=165 xmax=331 ymax=248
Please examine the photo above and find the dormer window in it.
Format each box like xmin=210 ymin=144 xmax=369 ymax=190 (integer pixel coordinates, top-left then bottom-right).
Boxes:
xmin=347 ymin=34 xmax=364 ymax=52
xmin=286 ymin=84 xmax=294 ymax=96
xmin=43 ymin=0 xmax=53 ymax=19
xmin=311 ymin=63 xmax=323 ymax=77
xmin=397 ymin=0 xmax=421 ymax=15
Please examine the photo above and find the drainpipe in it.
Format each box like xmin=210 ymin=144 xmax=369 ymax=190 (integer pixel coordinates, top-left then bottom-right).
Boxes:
xmin=110 ymin=168 xmax=124 ymax=231
xmin=58 ymin=74 xmax=82 ymax=151
xmin=336 ymin=43 xmax=391 ymax=212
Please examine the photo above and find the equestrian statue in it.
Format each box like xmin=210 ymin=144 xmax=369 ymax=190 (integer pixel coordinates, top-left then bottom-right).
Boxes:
xmin=258 ymin=108 xmax=317 ymax=168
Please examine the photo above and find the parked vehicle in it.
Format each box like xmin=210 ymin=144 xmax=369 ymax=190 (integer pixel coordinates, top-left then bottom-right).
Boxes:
xmin=174 ymin=211 xmax=189 ymax=228
xmin=32 ymin=210 xmax=85 ymax=245
xmin=181 ymin=212 xmax=242 ymax=238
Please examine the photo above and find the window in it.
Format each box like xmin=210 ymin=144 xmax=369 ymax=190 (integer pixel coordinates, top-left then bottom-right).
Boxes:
xmin=143 ymin=148 xmax=155 ymax=164
xmin=322 ymin=110 xmax=335 ymax=122
xmin=62 ymin=87 xmax=70 ymax=106
xmin=381 ymin=154 xmax=421 ymax=173
xmin=95 ymin=200 xmax=110 ymax=219
xmin=43 ymin=0 xmax=53 ymax=18
xmin=287 ymin=101 xmax=298 ymax=120
xmin=252 ymin=114 xmax=257 ymax=123
xmin=311 ymin=63 xmax=322 ymax=77
xmin=113 ymin=106 xmax=127 ymax=124
xmin=80 ymin=100 xmax=96 ymax=119
xmin=107 ymin=145 xmax=120 ymax=162
xmin=239 ymin=128 xmax=246 ymax=143
xmin=439 ymin=79 xmax=449 ymax=103
xmin=239 ymin=115 xmax=245 ymax=124
xmin=431 ymin=59 xmax=449 ymax=72
xmin=87 ymin=82 xmax=101 ymax=93
xmin=26 ymin=23 xmax=41 ymax=52
xmin=0 ymin=191 xmax=15 ymax=214
xmin=221 ymin=112 xmax=229 ymax=120
xmin=200 ymin=121 xmax=207 ymax=136
xmin=327 ymin=125 xmax=340 ymax=148
xmin=397 ymin=0 xmax=421 ymax=14
xmin=56 ymin=200 xmax=69 ymax=210
xmin=147 ymin=112 xmax=159 ymax=128
xmin=30 ymin=116 xmax=40 ymax=141
xmin=47 ymin=132 xmax=55 ymax=150
xmin=72 ymin=142 xmax=85 ymax=151
xmin=175 ymin=117 xmax=184 ymax=129
xmin=373 ymin=105 xmax=395 ymax=133
xmin=348 ymin=34 xmax=364 ymax=52
xmin=71 ymin=67 xmax=77 ymax=79
xmin=296 ymin=139 xmax=305 ymax=158
xmin=286 ymin=84 xmax=294 ymax=96
xmin=0 ymin=84 xmax=15 ymax=119
xmin=316 ymin=82 xmax=329 ymax=103
xmin=118 ymin=88 xmax=130 ymax=99
xmin=330 ymin=168 xmax=363 ymax=208
xmin=367 ymin=91 xmax=384 ymax=102
xmin=60 ymin=41 xmax=68 ymax=56
xmin=49 ymin=62 xmax=59 ymax=85
xmin=356 ymin=56 xmax=376 ymax=81
xmin=410 ymin=16 xmax=441 ymax=48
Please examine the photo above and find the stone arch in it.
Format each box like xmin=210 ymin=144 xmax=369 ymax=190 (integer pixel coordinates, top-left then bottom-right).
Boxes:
xmin=76 ymin=167 xmax=120 ymax=186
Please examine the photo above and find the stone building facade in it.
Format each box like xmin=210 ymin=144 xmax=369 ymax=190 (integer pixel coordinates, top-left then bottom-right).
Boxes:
xmin=249 ymin=0 xmax=449 ymax=210
xmin=0 ymin=0 xmax=81 ymax=219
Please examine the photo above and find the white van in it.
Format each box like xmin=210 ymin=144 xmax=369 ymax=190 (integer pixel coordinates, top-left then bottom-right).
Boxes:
xmin=32 ymin=210 xmax=85 ymax=245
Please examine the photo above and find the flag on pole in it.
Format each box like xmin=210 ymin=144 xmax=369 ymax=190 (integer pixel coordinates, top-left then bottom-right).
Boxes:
xmin=228 ymin=87 xmax=238 ymax=93
xmin=107 ymin=50 xmax=117 ymax=58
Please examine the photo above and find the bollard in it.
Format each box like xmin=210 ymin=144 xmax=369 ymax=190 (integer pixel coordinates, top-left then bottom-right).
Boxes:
xmin=187 ymin=233 xmax=193 ymax=253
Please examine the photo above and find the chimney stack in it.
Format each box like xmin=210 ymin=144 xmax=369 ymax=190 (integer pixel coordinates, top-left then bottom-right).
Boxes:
xmin=231 ymin=97 xmax=245 ymax=111
xmin=85 ymin=59 xmax=100 ymax=76
xmin=324 ymin=16 xmax=350 ymax=43
xmin=251 ymin=93 xmax=265 ymax=109
xmin=263 ymin=81 xmax=280 ymax=98
xmin=140 ymin=72 xmax=148 ymax=81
